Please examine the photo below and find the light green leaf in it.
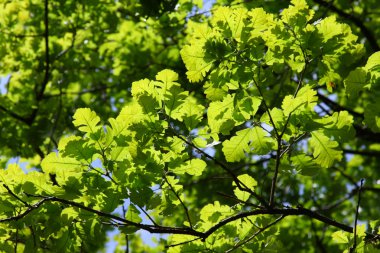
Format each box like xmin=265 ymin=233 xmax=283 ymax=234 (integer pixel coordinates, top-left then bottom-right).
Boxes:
xmin=235 ymin=93 xmax=262 ymax=120
xmin=212 ymin=7 xmax=247 ymax=40
xmin=250 ymin=127 xmax=276 ymax=155
xmin=200 ymin=201 xmax=234 ymax=230
xmin=364 ymin=51 xmax=380 ymax=72
xmin=233 ymin=174 xmax=257 ymax=201
xmin=282 ymin=85 xmax=317 ymax=116
xmin=309 ymin=131 xmax=342 ymax=168
xmin=208 ymin=94 xmax=238 ymax=134
xmin=41 ymin=152 xmax=85 ymax=185
xmin=332 ymin=231 xmax=349 ymax=244
xmin=260 ymin=107 xmax=285 ymax=130
xmin=72 ymin=108 xmax=101 ymax=134
xmin=173 ymin=158 xmax=206 ymax=176
xmin=117 ymin=101 xmax=147 ymax=125
xmin=156 ymin=69 xmax=179 ymax=85
xmin=222 ymin=128 xmax=253 ymax=162
xmin=316 ymin=111 xmax=355 ymax=141
xmin=181 ymin=97 xmax=205 ymax=130
xmin=125 ymin=204 xmax=142 ymax=224
xmin=61 ymin=207 xmax=79 ymax=224
xmin=248 ymin=8 xmax=273 ymax=35
xmin=180 ymin=44 xmax=215 ymax=82
xmin=164 ymin=85 xmax=188 ymax=120
xmin=291 ymin=153 xmax=320 ymax=176
xmin=222 ymin=127 xmax=275 ymax=162
xmin=59 ymin=136 xmax=97 ymax=162
xmin=317 ymin=16 xmax=344 ymax=42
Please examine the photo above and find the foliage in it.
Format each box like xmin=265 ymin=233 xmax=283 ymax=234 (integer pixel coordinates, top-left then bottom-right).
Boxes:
xmin=0 ymin=0 xmax=380 ymax=252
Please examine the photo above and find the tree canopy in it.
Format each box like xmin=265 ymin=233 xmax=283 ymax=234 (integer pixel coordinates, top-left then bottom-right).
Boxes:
xmin=0 ymin=0 xmax=380 ymax=252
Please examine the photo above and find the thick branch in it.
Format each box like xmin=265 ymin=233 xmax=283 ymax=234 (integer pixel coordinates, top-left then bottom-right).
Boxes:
xmin=7 ymin=194 xmax=204 ymax=237
xmin=2 ymin=190 xmax=357 ymax=243
xmin=317 ymin=92 xmax=363 ymax=118
xmin=203 ymin=207 xmax=353 ymax=238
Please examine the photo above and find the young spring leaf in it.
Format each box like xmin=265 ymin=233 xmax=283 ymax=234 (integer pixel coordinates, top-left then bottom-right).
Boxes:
xmin=309 ymin=131 xmax=342 ymax=168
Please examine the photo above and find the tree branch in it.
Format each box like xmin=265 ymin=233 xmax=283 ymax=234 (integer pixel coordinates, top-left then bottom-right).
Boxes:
xmin=269 ymin=61 xmax=308 ymax=207
xmin=163 ymin=174 xmax=193 ymax=228
xmin=317 ymin=92 xmax=363 ymax=118
xmin=350 ymin=179 xmax=364 ymax=253
xmin=203 ymin=207 xmax=354 ymax=238
xmin=225 ymin=215 xmax=285 ymax=252
xmin=2 ymin=184 xmax=31 ymax=207
xmin=171 ymin=129 xmax=270 ymax=208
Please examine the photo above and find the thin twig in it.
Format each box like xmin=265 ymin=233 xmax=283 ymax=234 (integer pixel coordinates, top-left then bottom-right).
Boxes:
xmin=136 ymin=205 xmax=159 ymax=226
xmin=171 ymin=129 xmax=269 ymax=208
xmin=268 ymin=61 xmax=308 ymax=207
xmin=163 ymin=174 xmax=193 ymax=228
xmin=310 ymin=220 xmax=328 ymax=253
xmin=252 ymin=77 xmax=280 ymax=138
xmin=226 ymin=215 xmax=285 ymax=252
xmin=216 ymin=192 xmax=262 ymax=208
xmin=350 ymin=179 xmax=364 ymax=253
xmin=125 ymin=234 xmax=129 ymax=253
xmin=165 ymin=237 xmax=202 ymax=249
xmin=3 ymin=184 xmax=31 ymax=207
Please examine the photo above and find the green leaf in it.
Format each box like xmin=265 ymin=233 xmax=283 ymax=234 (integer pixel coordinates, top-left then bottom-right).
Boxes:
xmin=41 ymin=152 xmax=85 ymax=185
xmin=155 ymin=69 xmax=179 ymax=86
xmin=317 ymin=111 xmax=355 ymax=141
xmin=117 ymin=101 xmax=147 ymax=125
xmin=180 ymin=44 xmax=215 ymax=82
xmin=316 ymin=16 xmax=344 ymax=43
xmin=282 ymin=85 xmax=317 ymax=116
xmin=250 ymin=127 xmax=276 ymax=155
xmin=124 ymin=204 xmax=142 ymax=233
xmin=125 ymin=204 xmax=142 ymax=224
xmin=233 ymin=174 xmax=257 ymax=201
xmin=222 ymin=128 xmax=253 ymax=162
xmin=59 ymin=136 xmax=97 ymax=162
xmin=309 ymin=131 xmax=342 ymax=168
xmin=208 ymin=94 xmax=242 ymax=134
xmin=211 ymin=7 xmax=247 ymax=40
xmin=260 ymin=108 xmax=286 ymax=130
xmin=72 ymin=108 xmax=101 ymax=134
xmin=332 ymin=231 xmax=349 ymax=244
xmin=222 ymin=127 xmax=275 ymax=162
xmin=235 ymin=92 xmax=262 ymax=120
xmin=181 ymin=97 xmax=205 ymax=130
xmin=172 ymin=158 xmax=206 ymax=176
xmin=364 ymin=103 xmax=380 ymax=133
xmin=200 ymin=201 xmax=234 ymax=230
xmin=61 ymin=207 xmax=79 ymax=224
xmin=344 ymin=68 xmax=368 ymax=99
xmin=364 ymin=51 xmax=380 ymax=72
xmin=163 ymin=85 xmax=188 ymax=120
xmin=291 ymin=153 xmax=320 ymax=176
